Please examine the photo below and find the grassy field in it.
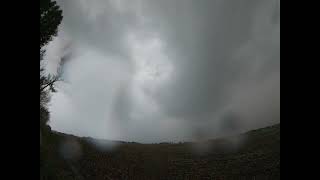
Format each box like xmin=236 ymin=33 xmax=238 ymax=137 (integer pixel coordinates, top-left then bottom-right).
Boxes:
xmin=40 ymin=124 xmax=280 ymax=180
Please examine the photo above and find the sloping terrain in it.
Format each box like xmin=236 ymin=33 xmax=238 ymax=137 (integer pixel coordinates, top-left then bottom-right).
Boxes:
xmin=40 ymin=124 xmax=280 ymax=180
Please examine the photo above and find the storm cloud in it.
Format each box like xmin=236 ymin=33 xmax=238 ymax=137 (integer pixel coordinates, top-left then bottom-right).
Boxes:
xmin=43 ymin=0 xmax=280 ymax=143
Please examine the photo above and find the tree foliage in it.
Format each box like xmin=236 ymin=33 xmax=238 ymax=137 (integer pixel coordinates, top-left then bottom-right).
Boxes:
xmin=40 ymin=0 xmax=63 ymax=49
xmin=40 ymin=0 xmax=62 ymax=127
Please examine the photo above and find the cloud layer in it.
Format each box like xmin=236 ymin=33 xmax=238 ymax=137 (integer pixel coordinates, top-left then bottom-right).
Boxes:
xmin=44 ymin=0 xmax=280 ymax=143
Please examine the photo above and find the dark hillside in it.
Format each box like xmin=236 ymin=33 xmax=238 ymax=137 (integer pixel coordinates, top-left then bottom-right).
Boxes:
xmin=40 ymin=124 xmax=280 ymax=180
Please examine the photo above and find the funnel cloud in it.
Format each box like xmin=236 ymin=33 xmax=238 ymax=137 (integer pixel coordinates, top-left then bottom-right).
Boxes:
xmin=43 ymin=0 xmax=280 ymax=143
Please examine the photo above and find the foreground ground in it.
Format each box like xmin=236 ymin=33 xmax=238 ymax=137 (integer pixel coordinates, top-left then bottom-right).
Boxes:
xmin=40 ymin=124 xmax=280 ymax=180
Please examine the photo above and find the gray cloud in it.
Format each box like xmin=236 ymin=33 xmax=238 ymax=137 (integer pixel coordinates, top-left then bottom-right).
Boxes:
xmin=44 ymin=0 xmax=280 ymax=143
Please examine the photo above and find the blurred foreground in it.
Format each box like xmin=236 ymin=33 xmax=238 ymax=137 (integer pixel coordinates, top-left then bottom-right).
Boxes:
xmin=40 ymin=124 xmax=280 ymax=180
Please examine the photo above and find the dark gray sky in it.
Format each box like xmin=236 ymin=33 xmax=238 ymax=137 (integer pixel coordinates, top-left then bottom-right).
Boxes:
xmin=43 ymin=0 xmax=280 ymax=143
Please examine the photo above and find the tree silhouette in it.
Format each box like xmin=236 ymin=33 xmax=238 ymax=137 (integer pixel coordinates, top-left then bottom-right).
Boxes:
xmin=40 ymin=0 xmax=62 ymax=128
xmin=40 ymin=0 xmax=63 ymax=49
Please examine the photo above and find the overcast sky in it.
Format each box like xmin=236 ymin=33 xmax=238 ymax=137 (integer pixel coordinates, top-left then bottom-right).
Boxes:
xmin=43 ymin=0 xmax=280 ymax=143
